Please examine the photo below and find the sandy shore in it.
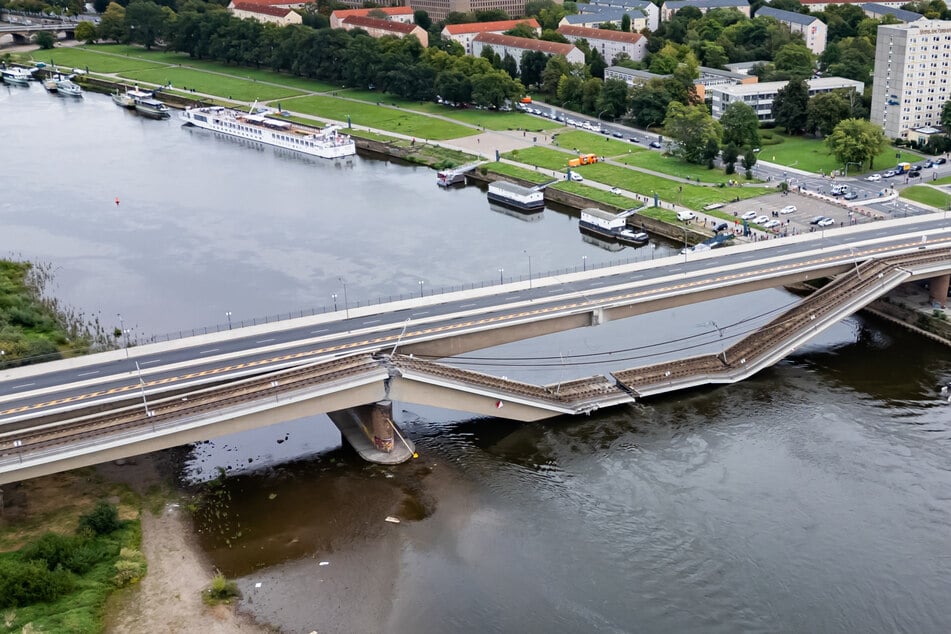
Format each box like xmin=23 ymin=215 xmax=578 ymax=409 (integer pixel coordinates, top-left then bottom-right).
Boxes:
xmin=98 ymin=455 xmax=274 ymax=634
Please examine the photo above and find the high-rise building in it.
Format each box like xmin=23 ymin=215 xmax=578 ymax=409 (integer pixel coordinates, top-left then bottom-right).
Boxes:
xmin=871 ymin=20 xmax=951 ymax=140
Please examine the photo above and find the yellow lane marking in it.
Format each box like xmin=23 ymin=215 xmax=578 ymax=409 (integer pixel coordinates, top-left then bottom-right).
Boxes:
xmin=3 ymin=237 xmax=950 ymax=418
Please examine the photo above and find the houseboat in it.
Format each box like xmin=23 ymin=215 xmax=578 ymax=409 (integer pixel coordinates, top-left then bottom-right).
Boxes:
xmin=486 ymin=181 xmax=545 ymax=212
xmin=579 ymin=208 xmax=648 ymax=245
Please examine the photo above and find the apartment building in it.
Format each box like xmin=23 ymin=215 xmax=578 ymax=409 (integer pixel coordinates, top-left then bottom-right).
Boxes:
xmin=330 ymin=7 xmax=415 ymax=29
xmin=661 ymin=0 xmax=750 ymax=22
xmin=755 ymin=6 xmax=827 ymax=55
xmin=442 ymin=19 xmax=541 ymax=54
xmin=471 ymin=33 xmax=585 ymax=69
xmin=406 ymin=0 xmax=526 ymax=23
xmin=871 ymin=20 xmax=951 ymax=139
xmin=557 ymin=25 xmax=647 ymax=63
xmin=336 ymin=14 xmax=429 ymax=47
xmin=228 ymin=2 xmax=302 ymax=26
xmin=710 ymin=77 xmax=864 ymax=121
xmin=862 ymin=3 xmax=925 ymax=24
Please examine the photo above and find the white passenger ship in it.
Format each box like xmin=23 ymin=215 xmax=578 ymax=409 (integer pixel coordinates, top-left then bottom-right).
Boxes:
xmin=180 ymin=106 xmax=356 ymax=159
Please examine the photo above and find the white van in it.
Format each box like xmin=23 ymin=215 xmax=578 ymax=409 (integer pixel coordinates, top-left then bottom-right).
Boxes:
xmin=677 ymin=211 xmax=696 ymax=222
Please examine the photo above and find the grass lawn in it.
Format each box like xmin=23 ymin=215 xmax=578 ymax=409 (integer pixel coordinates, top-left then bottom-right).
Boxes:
xmin=286 ymin=95 xmax=473 ymax=139
xmin=550 ymin=181 xmax=643 ymax=210
xmin=618 ymin=151 xmax=757 ymax=185
xmin=119 ymin=67 xmax=305 ymax=101
xmin=482 ymin=162 xmax=551 ymax=184
xmin=26 ymin=48 xmax=163 ymax=73
xmin=931 ymin=174 xmax=951 ymax=185
xmin=411 ymin=102 xmax=561 ymax=131
xmin=900 ymin=185 xmax=951 ymax=209
xmin=552 ymin=130 xmax=636 ymax=158
xmin=759 ymin=132 xmax=922 ymax=174
xmin=581 ymin=163 xmax=765 ymax=210
xmin=502 ymin=146 xmax=576 ymax=171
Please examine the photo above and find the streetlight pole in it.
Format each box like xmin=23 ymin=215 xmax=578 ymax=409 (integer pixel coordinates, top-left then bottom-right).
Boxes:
xmin=225 ymin=311 xmax=232 ymax=330
xmin=418 ymin=280 xmax=424 ymax=298
xmin=524 ymin=250 xmax=533 ymax=289
xmin=582 ymin=255 xmax=587 ymax=271
xmin=332 ymin=293 xmax=338 ymax=311
xmin=498 ymin=267 xmax=504 ymax=285
xmin=338 ymin=277 xmax=349 ymax=319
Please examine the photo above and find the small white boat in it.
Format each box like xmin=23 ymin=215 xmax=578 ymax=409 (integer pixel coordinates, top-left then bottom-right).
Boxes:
xmin=1 ymin=67 xmax=35 ymax=86
xmin=56 ymin=78 xmax=83 ymax=97
xmin=112 ymin=89 xmax=134 ymax=107
xmin=134 ymin=97 xmax=170 ymax=118
xmin=43 ymin=77 xmax=59 ymax=92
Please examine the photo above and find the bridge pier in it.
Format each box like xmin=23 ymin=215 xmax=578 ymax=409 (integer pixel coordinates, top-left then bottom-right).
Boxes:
xmin=326 ymin=401 xmax=415 ymax=465
xmin=929 ymin=274 xmax=950 ymax=308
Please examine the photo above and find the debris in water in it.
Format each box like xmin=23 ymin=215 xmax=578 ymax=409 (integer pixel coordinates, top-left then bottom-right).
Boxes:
xmin=319 ymin=561 xmax=330 ymax=566
xmin=268 ymin=493 xmax=277 ymax=500
xmin=385 ymin=516 xmax=401 ymax=524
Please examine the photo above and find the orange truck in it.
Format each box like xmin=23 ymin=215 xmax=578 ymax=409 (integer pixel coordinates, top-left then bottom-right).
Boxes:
xmin=567 ymin=154 xmax=598 ymax=167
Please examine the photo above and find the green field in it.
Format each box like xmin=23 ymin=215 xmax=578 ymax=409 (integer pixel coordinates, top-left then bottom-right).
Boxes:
xmin=482 ymin=162 xmax=551 ymax=184
xmin=580 ymin=163 xmax=765 ymax=210
xmin=502 ymin=146 xmax=576 ymax=171
xmin=553 ymin=130 xmax=636 ymax=158
xmin=284 ymin=95 xmax=473 ymax=139
xmin=550 ymin=181 xmax=643 ymax=209
xmin=900 ymin=185 xmax=951 ymax=209
xmin=759 ymin=133 xmax=922 ymax=174
xmin=118 ymin=67 xmax=304 ymax=101
xmin=618 ymin=151 xmax=757 ymax=185
xmin=410 ymin=102 xmax=561 ymax=131
xmin=27 ymin=48 xmax=163 ymax=73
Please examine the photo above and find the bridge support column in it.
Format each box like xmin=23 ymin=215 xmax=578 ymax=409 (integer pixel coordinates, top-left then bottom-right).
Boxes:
xmin=929 ymin=274 xmax=950 ymax=309
xmin=326 ymin=401 xmax=414 ymax=465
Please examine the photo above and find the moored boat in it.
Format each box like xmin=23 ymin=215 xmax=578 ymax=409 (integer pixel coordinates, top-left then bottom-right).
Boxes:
xmin=437 ymin=170 xmax=466 ymax=187
xmin=42 ymin=77 xmax=58 ymax=92
xmin=579 ymin=207 xmax=647 ymax=245
xmin=1 ymin=67 xmax=35 ymax=86
xmin=180 ymin=105 xmax=357 ymax=159
xmin=134 ymin=97 xmax=171 ymax=119
xmin=56 ymin=78 xmax=83 ymax=97
xmin=486 ymin=181 xmax=545 ymax=212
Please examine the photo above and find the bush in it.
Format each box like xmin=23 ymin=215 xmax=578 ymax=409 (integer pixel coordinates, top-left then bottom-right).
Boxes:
xmin=19 ymin=531 xmax=111 ymax=574
xmin=78 ymin=502 xmax=121 ymax=536
xmin=0 ymin=559 xmax=74 ymax=608
xmin=113 ymin=548 xmax=147 ymax=588
xmin=202 ymin=571 xmax=241 ymax=605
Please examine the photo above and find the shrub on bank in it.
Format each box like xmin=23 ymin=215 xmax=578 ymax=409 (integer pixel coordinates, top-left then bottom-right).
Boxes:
xmin=203 ymin=571 xmax=241 ymax=605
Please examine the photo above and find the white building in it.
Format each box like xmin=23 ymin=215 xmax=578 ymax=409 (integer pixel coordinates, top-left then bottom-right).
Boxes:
xmin=871 ymin=20 xmax=951 ymax=139
xmin=330 ymin=7 xmax=414 ymax=29
xmin=562 ymin=1 xmax=660 ymax=32
xmin=557 ymin=25 xmax=647 ymax=63
xmin=471 ymin=33 xmax=585 ymax=69
xmin=442 ymin=19 xmax=541 ymax=55
xmin=755 ymin=6 xmax=827 ymax=55
xmin=662 ymin=0 xmax=750 ymax=22
xmin=228 ymin=2 xmax=302 ymax=26
xmin=861 ymin=3 xmax=925 ymax=24
xmin=710 ymin=77 xmax=864 ymax=121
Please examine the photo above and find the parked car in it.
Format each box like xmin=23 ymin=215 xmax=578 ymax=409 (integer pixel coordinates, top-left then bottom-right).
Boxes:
xmin=810 ymin=215 xmax=828 ymax=225
xmin=779 ymin=205 xmax=797 ymax=214
xmin=741 ymin=210 xmax=758 ymax=220
xmin=866 ymin=174 xmax=882 ymax=181
xmin=937 ymin=157 xmax=948 ymax=165
xmin=817 ymin=217 xmax=835 ymax=227
xmin=909 ymin=170 xmax=922 ymax=178
xmin=713 ymin=221 xmax=729 ymax=232
xmin=844 ymin=191 xmax=858 ymax=200
xmin=628 ymin=136 xmax=639 ymax=143
xmin=569 ymin=172 xmax=584 ymax=182
xmin=612 ymin=131 xmax=623 ymax=138
xmin=763 ymin=219 xmax=781 ymax=229
xmin=676 ymin=210 xmax=696 ymax=221
xmin=649 ymin=141 xmax=663 ymax=149
xmin=753 ymin=215 xmax=770 ymax=224
xmin=610 ymin=187 xmax=621 ymax=194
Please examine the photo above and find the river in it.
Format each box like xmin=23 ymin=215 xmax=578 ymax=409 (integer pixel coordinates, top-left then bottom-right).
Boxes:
xmin=2 ymin=85 xmax=950 ymax=633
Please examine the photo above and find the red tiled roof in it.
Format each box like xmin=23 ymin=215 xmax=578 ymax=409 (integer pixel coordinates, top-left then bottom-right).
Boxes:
xmin=232 ymin=2 xmax=294 ymax=17
xmin=557 ymin=25 xmax=642 ymax=44
xmin=473 ymin=32 xmax=576 ymax=55
xmin=332 ymin=7 xmax=414 ymax=19
xmin=444 ymin=19 xmax=541 ymax=35
xmin=343 ymin=15 xmax=418 ymax=34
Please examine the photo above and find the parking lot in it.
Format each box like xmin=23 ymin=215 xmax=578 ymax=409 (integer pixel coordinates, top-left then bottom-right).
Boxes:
xmin=714 ymin=191 xmax=876 ymax=239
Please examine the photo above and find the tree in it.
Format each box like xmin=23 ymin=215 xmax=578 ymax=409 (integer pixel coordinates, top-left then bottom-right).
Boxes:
xmin=75 ymin=21 xmax=97 ymax=44
xmin=124 ymin=0 xmax=167 ymax=49
xmin=541 ymin=54 xmax=571 ymax=94
xmin=35 ymin=31 xmax=55 ymax=49
xmin=806 ymin=91 xmax=851 ymax=136
xmin=722 ymin=143 xmax=739 ymax=174
xmin=557 ymin=73 xmax=583 ymax=110
xmin=719 ymin=101 xmax=760 ymax=150
xmin=501 ymin=52 xmax=518 ymax=79
xmin=741 ymin=146 xmax=757 ymax=179
xmin=520 ymin=50 xmax=548 ymax=88
xmin=773 ymin=79 xmax=809 ymax=134
xmin=596 ymin=78 xmax=629 ymax=120
xmin=663 ymin=101 xmax=723 ymax=165
xmin=772 ymin=43 xmax=814 ymax=79
xmin=413 ymin=10 xmax=431 ymax=30
xmin=98 ymin=2 xmax=126 ymax=43
xmin=621 ymin=14 xmax=631 ymax=32
xmin=505 ymin=23 xmax=537 ymax=39
xmin=825 ymin=118 xmax=886 ymax=169
xmin=940 ymin=99 xmax=951 ymax=132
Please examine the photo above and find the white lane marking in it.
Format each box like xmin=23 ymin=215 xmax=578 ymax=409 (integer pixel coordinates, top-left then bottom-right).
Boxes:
xmin=199 ymin=348 xmax=220 ymax=355
xmin=363 ymin=319 xmax=381 ymax=325
xmin=461 ymin=303 xmax=477 ymax=308
xmin=546 ymin=287 xmax=561 ymax=294
xmin=414 ymin=311 xmax=430 ymax=316
xmin=77 ymin=370 xmax=99 ymax=377
xmin=311 ymin=328 xmax=329 ymax=334
xmin=139 ymin=359 xmax=162 ymax=366
xmin=256 ymin=338 xmax=276 ymax=344
xmin=12 ymin=383 xmax=35 ymax=389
